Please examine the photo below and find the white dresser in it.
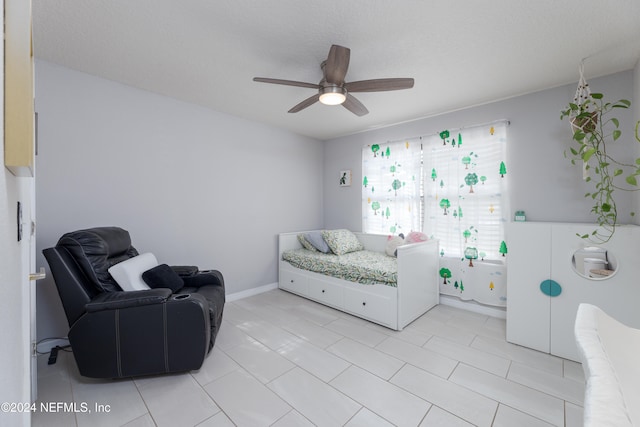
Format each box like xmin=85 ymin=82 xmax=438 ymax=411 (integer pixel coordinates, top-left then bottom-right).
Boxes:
xmin=506 ymin=222 xmax=640 ymax=362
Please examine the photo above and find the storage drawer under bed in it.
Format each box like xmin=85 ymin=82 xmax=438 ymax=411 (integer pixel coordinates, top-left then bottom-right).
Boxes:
xmin=279 ymin=267 xmax=309 ymax=296
xmin=307 ymin=277 xmax=343 ymax=308
xmin=343 ymin=284 xmax=397 ymax=328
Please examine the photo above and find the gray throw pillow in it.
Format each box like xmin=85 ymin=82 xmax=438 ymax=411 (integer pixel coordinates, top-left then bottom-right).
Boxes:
xmin=304 ymin=231 xmax=332 ymax=253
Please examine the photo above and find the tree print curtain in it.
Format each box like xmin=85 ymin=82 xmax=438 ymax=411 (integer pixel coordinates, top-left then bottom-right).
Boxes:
xmin=362 ymin=139 xmax=422 ymax=235
xmin=423 ymin=122 xmax=508 ymax=307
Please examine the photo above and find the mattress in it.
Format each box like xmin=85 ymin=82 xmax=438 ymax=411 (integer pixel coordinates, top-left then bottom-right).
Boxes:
xmin=282 ymin=248 xmax=397 ymax=286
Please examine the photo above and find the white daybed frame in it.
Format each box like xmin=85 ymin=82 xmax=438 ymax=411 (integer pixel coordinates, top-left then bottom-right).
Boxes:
xmin=278 ymin=231 xmax=439 ymax=330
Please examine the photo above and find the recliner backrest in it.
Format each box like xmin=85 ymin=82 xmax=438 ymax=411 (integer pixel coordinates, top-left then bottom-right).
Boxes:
xmin=56 ymin=227 xmax=139 ymax=293
xmin=43 ymin=246 xmax=97 ymax=326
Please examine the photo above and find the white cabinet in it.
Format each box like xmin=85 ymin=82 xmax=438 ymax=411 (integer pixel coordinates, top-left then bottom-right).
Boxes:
xmin=506 ymin=223 xmax=551 ymax=354
xmin=507 ymin=222 xmax=640 ymax=361
xmin=4 ymin=0 xmax=35 ymax=176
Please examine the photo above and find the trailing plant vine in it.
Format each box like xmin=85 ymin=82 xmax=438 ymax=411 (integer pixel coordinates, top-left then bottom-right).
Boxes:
xmin=560 ymin=93 xmax=640 ymax=243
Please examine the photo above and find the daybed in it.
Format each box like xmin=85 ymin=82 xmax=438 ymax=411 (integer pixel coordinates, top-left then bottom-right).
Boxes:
xmin=575 ymin=303 xmax=640 ymax=427
xmin=278 ymin=230 xmax=439 ymax=330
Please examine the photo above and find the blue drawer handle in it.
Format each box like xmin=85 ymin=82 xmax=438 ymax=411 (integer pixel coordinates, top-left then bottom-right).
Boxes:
xmin=540 ymin=280 xmax=562 ymax=297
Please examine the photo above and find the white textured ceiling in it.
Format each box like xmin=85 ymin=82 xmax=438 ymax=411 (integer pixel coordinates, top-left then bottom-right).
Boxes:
xmin=33 ymin=0 xmax=640 ymax=140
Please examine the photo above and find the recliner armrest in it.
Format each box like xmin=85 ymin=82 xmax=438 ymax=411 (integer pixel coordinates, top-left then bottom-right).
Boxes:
xmin=170 ymin=265 xmax=199 ymax=277
xmin=85 ymin=288 xmax=172 ymax=313
xmin=183 ymin=270 xmax=225 ymax=289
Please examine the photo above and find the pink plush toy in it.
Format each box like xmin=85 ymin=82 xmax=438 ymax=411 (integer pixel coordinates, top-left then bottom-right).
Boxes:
xmin=405 ymin=231 xmax=428 ymax=244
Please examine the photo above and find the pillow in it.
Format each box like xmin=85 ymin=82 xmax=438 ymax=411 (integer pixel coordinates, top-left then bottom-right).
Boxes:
xmin=304 ymin=231 xmax=332 ymax=253
xmin=297 ymin=234 xmax=318 ymax=252
xmin=405 ymin=231 xmax=429 ymax=244
xmin=321 ymin=229 xmax=364 ymax=255
xmin=386 ymin=234 xmax=405 ymax=257
xmin=108 ymin=252 xmax=158 ymax=291
xmin=142 ymin=264 xmax=184 ymax=292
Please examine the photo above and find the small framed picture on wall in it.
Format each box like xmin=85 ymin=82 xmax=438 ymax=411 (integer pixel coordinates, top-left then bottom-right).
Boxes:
xmin=339 ymin=170 xmax=352 ymax=187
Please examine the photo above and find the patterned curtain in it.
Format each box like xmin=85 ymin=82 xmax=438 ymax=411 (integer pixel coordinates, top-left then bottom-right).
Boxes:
xmin=422 ymin=122 xmax=508 ymax=261
xmin=362 ymin=139 xmax=422 ymax=235
xmin=423 ymin=121 xmax=508 ymax=307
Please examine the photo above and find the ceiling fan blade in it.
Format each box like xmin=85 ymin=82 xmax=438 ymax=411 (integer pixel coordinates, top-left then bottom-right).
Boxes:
xmin=324 ymin=45 xmax=350 ymax=84
xmin=345 ymin=78 xmax=414 ymax=92
xmin=342 ymin=94 xmax=368 ymax=116
xmin=288 ymin=94 xmax=320 ymax=113
xmin=253 ymin=77 xmax=319 ymax=89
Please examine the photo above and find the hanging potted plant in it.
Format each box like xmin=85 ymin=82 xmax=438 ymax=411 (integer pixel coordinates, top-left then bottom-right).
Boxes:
xmin=560 ymin=89 xmax=640 ymax=243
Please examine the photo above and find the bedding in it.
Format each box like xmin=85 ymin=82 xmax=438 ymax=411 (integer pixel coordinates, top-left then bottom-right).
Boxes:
xmin=282 ymin=248 xmax=398 ymax=286
xmin=321 ymin=229 xmax=364 ymax=255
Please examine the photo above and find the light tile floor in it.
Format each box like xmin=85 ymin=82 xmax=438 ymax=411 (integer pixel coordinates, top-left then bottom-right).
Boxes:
xmin=33 ymin=289 xmax=585 ymax=427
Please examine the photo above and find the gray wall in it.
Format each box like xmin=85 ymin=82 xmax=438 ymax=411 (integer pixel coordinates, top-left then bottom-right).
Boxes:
xmin=35 ymin=61 xmax=324 ymax=341
xmin=324 ymin=70 xmax=636 ymax=231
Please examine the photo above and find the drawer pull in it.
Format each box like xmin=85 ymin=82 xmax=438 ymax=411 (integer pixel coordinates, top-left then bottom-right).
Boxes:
xmin=362 ymin=302 xmax=366 ymax=306
xmin=290 ymin=279 xmax=294 ymax=283
xmin=322 ymin=289 xmax=325 ymax=293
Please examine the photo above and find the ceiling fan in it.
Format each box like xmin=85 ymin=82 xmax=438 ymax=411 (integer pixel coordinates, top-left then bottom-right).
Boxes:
xmin=253 ymin=45 xmax=414 ymax=116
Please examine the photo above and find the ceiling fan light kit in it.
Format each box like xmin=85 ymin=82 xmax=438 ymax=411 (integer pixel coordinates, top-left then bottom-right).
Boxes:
xmin=253 ymin=44 xmax=414 ymax=116
xmin=319 ymin=85 xmax=347 ymax=105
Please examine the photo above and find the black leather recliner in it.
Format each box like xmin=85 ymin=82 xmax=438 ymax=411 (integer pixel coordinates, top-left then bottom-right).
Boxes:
xmin=43 ymin=226 xmax=225 ymax=379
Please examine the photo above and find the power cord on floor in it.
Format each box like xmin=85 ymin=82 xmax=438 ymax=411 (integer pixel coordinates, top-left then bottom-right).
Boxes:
xmin=47 ymin=345 xmax=72 ymax=365
xmin=36 ymin=337 xmax=72 ymax=365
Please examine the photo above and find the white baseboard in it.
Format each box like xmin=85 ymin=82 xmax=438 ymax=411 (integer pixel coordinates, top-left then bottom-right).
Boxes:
xmin=226 ymin=282 xmax=278 ymax=302
xmin=439 ymin=294 xmax=507 ymax=319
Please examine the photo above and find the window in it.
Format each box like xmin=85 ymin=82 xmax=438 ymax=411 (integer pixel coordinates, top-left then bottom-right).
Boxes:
xmin=423 ymin=122 xmax=508 ymax=260
xmin=362 ymin=139 xmax=422 ymax=236
xmin=362 ymin=121 xmax=508 ymax=261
